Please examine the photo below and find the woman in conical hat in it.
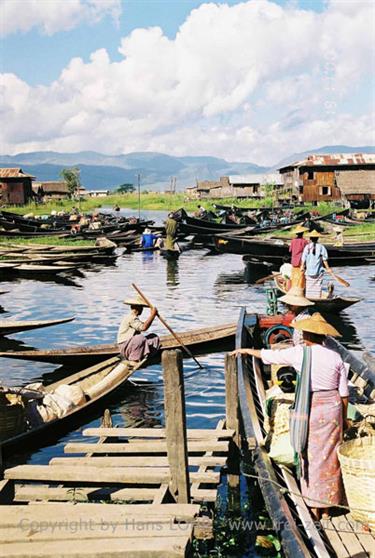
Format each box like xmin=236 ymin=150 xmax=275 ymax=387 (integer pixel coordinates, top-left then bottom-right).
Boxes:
xmin=279 ymin=286 xmax=314 ymax=345
xmin=117 ymin=296 xmax=160 ymax=364
xmin=231 ymin=312 xmax=348 ymax=520
xmin=301 ymin=230 xmax=331 ymax=298
xmin=289 ymin=225 xmax=309 ymax=288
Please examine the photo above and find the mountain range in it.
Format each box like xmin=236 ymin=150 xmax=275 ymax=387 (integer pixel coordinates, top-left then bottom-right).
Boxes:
xmin=1 ymin=145 xmax=374 ymax=191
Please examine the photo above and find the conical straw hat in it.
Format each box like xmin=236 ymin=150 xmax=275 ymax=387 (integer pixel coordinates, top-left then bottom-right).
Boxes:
xmin=293 ymin=225 xmax=308 ymax=234
xmin=279 ymin=286 xmax=314 ymax=307
xmin=291 ymin=312 xmax=341 ymax=337
xmin=123 ymin=295 xmax=148 ymax=307
xmin=308 ymin=230 xmax=320 ymax=238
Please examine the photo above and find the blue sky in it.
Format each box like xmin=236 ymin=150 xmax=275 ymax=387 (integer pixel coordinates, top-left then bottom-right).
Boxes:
xmin=1 ymin=0 xmax=374 ymax=163
xmin=2 ymin=0 xmax=328 ymax=85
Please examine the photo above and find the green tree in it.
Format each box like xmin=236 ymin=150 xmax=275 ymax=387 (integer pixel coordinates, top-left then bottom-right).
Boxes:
xmin=60 ymin=167 xmax=81 ymax=198
xmin=116 ymin=183 xmax=135 ymax=194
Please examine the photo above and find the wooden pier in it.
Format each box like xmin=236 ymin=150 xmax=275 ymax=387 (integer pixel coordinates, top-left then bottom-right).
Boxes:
xmin=0 ymin=350 xmax=240 ymax=557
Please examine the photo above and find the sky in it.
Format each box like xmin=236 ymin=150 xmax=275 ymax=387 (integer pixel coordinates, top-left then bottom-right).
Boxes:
xmin=1 ymin=0 xmax=374 ymax=165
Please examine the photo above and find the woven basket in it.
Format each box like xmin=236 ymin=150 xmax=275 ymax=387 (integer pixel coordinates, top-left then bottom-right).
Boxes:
xmin=338 ymin=436 xmax=375 ymax=530
xmin=0 ymin=402 xmax=25 ymax=441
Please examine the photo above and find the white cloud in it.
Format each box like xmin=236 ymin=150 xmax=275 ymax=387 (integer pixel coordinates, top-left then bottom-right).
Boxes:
xmin=0 ymin=0 xmax=121 ymax=36
xmin=1 ymin=0 xmax=374 ymax=164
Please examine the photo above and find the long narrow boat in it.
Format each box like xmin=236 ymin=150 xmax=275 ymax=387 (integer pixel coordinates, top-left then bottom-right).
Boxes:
xmin=0 ymin=322 xmax=236 ymax=364
xmin=273 ymin=275 xmax=361 ymax=313
xmin=215 ymin=234 xmax=375 ymax=265
xmin=236 ymin=309 xmax=375 ymax=557
xmin=0 ymin=356 xmax=141 ymax=455
xmin=1 ymin=263 xmax=78 ymax=275
xmin=0 ymin=316 xmax=75 ymax=336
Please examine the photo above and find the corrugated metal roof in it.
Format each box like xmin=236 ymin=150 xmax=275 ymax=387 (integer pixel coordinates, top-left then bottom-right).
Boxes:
xmin=335 ymin=170 xmax=375 ymax=195
xmin=0 ymin=168 xmax=35 ymax=179
xmin=280 ymin=153 xmax=375 ymax=170
xmin=229 ymin=173 xmax=283 ymax=185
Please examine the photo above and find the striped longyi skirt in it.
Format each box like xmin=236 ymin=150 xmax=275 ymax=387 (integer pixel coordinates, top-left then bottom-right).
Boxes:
xmin=300 ymin=390 xmax=344 ymax=508
xmin=305 ymin=273 xmax=324 ymax=298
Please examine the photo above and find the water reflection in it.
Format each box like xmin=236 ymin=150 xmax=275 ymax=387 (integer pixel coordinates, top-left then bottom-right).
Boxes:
xmin=166 ymin=259 xmax=179 ymax=286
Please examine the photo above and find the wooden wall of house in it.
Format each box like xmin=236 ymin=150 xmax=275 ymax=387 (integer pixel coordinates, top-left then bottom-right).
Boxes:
xmin=302 ymin=171 xmax=341 ymax=202
xmin=0 ymin=179 xmax=33 ymax=205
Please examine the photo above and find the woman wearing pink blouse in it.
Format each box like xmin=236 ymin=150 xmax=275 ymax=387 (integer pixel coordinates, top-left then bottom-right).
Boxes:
xmin=231 ymin=313 xmax=348 ymax=520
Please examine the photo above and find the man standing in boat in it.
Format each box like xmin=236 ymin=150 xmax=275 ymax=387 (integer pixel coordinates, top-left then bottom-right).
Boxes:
xmin=289 ymin=225 xmax=309 ymax=288
xmin=117 ymin=296 xmax=160 ymax=364
xmin=300 ymin=230 xmax=331 ymax=298
xmin=165 ymin=212 xmax=178 ymax=251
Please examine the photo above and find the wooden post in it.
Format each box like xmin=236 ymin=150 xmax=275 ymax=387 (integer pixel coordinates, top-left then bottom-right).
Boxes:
xmin=162 ymin=349 xmax=190 ymax=504
xmin=225 ymin=354 xmax=240 ymax=490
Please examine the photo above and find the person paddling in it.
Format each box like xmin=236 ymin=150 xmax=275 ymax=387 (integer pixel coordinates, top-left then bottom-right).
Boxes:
xmin=301 ymin=230 xmax=331 ymax=298
xmin=117 ymin=296 xmax=160 ymax=364
xmin=289 ymin=225 xmax=309 ymax=288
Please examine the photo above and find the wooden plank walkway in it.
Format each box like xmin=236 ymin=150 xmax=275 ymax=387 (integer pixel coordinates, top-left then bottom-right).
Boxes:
xmin=0 ymin=420 xmax=232 ymax=557
xmin=320 ymin=513 xmax=375 ymax=558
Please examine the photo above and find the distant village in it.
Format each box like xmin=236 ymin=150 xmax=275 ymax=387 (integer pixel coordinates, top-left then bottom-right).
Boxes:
xmin=0 ymin=152 xmax=374 ymax=208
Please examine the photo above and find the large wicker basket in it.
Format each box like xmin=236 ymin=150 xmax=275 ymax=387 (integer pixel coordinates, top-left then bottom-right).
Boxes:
xmin=338 ymin=436 xmax=375 ymax=530
xmin=0 ymin=400 xmax=25 ymax=441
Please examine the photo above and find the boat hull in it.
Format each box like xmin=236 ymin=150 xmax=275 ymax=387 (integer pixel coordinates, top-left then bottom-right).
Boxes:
xmin=0 ymin=323 xmax=236 ymax=364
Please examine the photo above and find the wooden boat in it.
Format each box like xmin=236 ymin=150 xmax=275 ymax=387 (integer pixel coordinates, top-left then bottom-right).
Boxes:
xmin=236 ymin=309 xmax=375 ymax=557
xmin=0 ymin=356 xmax=141 ymax=455
xmin=0 ymin=322 xmax=236 ymax=364
xmin=273 ymin=275 xmax=361 ymax=313
xmin=8 ymin=264 xmax=78 ymax=275
xmin=214 ymin=234 xmax=375 ymax=265
xmin=0 ymin=316 xmax=74 ymax=336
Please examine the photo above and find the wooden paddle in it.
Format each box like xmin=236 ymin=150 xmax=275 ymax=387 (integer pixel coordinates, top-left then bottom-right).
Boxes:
xmin=327 ymin=269 xmax=350 ymax=287
xmin=132 ymin=283 xmax=205 ymax=369
xmin=255 ymin=272 xmax=281 ymax=285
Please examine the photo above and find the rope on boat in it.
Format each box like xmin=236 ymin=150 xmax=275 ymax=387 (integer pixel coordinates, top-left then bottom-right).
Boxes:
xmin=241 ymin=469 xmax=374 ymax=515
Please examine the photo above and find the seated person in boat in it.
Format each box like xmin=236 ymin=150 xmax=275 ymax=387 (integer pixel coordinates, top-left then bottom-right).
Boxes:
xmin=141 ymin=228 xmax=157 ymax=249
xmin=278 ymin=286 xmax=314 ymax=345
xmin=289 ymin=225 xmax=309 ymax=288
xmin=117 ymin=296 xmax=160 ymax=363
xmin=231 ymin=313 xmax=348 ymax=520
xmin=301 ymin=230 xmax=331 ymax=298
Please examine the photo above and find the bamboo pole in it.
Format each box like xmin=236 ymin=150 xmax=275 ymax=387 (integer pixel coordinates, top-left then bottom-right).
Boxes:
xmin=132 ymin=283 xmax=204 ymax=369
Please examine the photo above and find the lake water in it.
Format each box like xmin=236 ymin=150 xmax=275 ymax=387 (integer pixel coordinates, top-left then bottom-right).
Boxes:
xmin=1 ymin=208 xmax=374 ymax=556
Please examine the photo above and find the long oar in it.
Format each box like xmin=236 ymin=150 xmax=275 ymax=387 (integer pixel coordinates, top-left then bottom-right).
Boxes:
xmin=132 ymin=283 xmax=205 ymax=369
xmin=327 ymin=270 xmax=350 ymax=287
xmin=255 ymin=272 xmax=281 ymax=285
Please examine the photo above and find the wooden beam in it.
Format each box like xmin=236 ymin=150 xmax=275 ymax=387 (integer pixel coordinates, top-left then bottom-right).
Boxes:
xmin=49 ymin=456 xmax=227 ymax=467
xmin=82 ymin=427 xmax=234 ymax=439
xmin=162 ymin=350 xmax=190 ymax=504
xmin=0 ymin=503 xmax=200 ymax=524
xmin=225 ymin=353 xmax=240 ymax=489
xmin=4 ymin=465 xmax=219 ymax=485
xmin=14 ymin=485 xmax=160 ymax=503
xmin=63 ymin=441 xmax=229 ymax=454
xmin=0 ymin=535 xmax=192 ymax=557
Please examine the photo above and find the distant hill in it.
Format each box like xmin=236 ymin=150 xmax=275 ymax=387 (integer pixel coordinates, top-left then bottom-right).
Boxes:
xmin=0 ymin=151 xmax=267 ymax=191
xmin=0 ymin=146 xmax=373 ymax=191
